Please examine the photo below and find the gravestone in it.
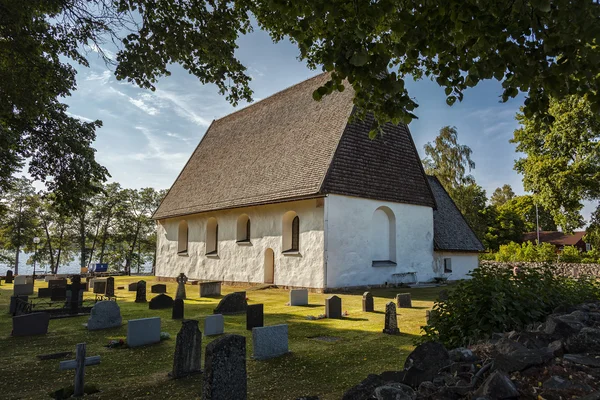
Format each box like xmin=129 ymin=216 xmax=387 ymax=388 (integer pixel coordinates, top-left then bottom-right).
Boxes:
xmin=289 ymin=289 xmax=309 ymax=306
xmin=93 ymin=280 xmax=106 ymax=294
xmin=200 ymin=281 xmax=221 ymax=297
xmin=438 ymin=289 xmax=449 ymax=301
xmin=151 ymin=284 xmax=167 ymax=294
xmin=172 ymin=298 xmax=184 ymax=320
xmin=105 ymin=277 xmax=115 ymax=297
xmin=214 ymin=292 xmax=247 ymax=315
xmin=12 ymin=312 xmax=50 ymax=336
xmin=135 ymin=280 xmax=147 ymax=303
xmin=14 ymin=275 xmax=27 ymax=285
xmin=59 ymin=343 xmax=101 ymax=397
xmin=204 ymin=314 xmax=224 ymax=336
xmin=383 ymin=302 xmax=400 ymax=334
xmin=176 ymin=273 xmax=188 ymax=300
xmin=48 ymin=279 xmax=67 ymax=290
xmin=14 ymin=283 xmax=34 ymax=296
xmin=127 ymin=317 xmax=161 ymax=347
xmin=396 ymin=293 xmax=412 ymax=308
xmin=252 ymin=324 xmax=289 ymax=360
xmin=128 ymin=282 xmax=137 ymax=291
xmin=246 ymin=304 xmax=264 ymax=330
xmin=68 ymin=275 xmax=83 ymax=314
xmin=362 ymin=292 xmax=374 ymax=312
xmin=9 ymin=295 xmax=28 ymax=315
xmin=172 ymin=319 xmax=202 ymax=379
xmin=202 ymin=334 xmax=247 ymax=400
xmin=51 ymin=287 xmax=67 ymax=301
xmin=87 ymin=301 xmax=122 ymax=330
xmin=38 ymin=288 xmax=52 ymax=298
xmin=325 ymin=295 xmax=342 ymax=319
xmin=5 ymin=270 xmax=13 ymax=284
xmin=149 ymin=294 xmax=174 ymax=310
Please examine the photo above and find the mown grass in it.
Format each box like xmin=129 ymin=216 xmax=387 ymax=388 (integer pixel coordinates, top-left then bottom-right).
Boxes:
xmin=0 ymin=277 xmax=446 ymax=399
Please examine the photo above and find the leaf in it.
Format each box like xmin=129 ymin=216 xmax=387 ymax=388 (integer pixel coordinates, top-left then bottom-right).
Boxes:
xmin=349 ymin=50 xmax=369 ymax=67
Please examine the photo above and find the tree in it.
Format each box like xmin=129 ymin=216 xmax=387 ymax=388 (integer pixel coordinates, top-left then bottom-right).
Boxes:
xmin=501 ymin=195 xmax=556 ymax=233
xmin=512 ymin=96 xmax=600 ymax=231
xmin=482 ymin=206 xmax=526 ymax=251
xmin=490 ymin=185 xmax=515 ymax=207
xmin=451 ymin=183 xmax=487 ymax=240
xmin=37 ymin=194 xmax=76 ymax=274
xmin=585 ymin=205 xmax=600 ymax=251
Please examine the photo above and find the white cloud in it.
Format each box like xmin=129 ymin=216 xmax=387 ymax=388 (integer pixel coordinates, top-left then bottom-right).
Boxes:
xmin=66 ymin=112 xmax=94 ymax=123
xmin=85 ymin=70 xmax=112 ymax=84
xmin=152 ymin=89 xmax=211 ymax=127
xmin=108 ymin=87 xmax=160 ymax=116
xmin=88 ymin=43 xmax=115 ymax=60
xmin=132 ymin=126 xmax=189 ymax=170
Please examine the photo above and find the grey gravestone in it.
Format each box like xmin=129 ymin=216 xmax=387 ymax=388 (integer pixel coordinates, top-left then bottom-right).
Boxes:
xmin=9 ymin=295 xmax=28 ymax=314
xmin=51 ymin=287 xmax=67 ymax=301
xmin=214 ymin=292 xmax=247 ymax=315
xmin=93 ymin=280 xmax=106 ymax=294
xmin=362 ymin=292 xmax=374 ymax=312
xmin=438 ymin=290 xmax=449 ymax=301
xmin=172 ymin=298 xmax=184 ymax=320
xmin=289 ymin=289 xmax=309 ymax=306
xmin=383 ymin=302 xmax=400 ymax=334
xmin=176 ymin=273 xmax=188 ymax=300
xmin=127 ymin=317 xmax=161 ymax=347
xmin=396 ymin=293 xmax=412 ymax=308
xmin=128 ymin=282 xmax=137 ymax=291
xmin=246 ymin=304 xmax=264 ymax=330
xmin=151 ymin=284 xmax=167 ymax=294
xmin=48 ymin=279 xmax=67 ymax=289
xmin=14 ymin=283 xmax=34 ymax=296
xmin=204 ymin=314 xmax=224 ymax=336
xmin=38 ymin=288 xmax=52 ymax=298
xmin=325 ymin=295 xmax=342 ymax=319
xmin=172 ymin=319 xmax=202 ymax=379
xmin=149 ymin=294 xmax=174 ymax=310
xmin=202 ymin=334 xmax=247 ymax=400
xmin=252 ymin=324 xmax=289 ymax=360
xmin=12 ymin=312 xmax=50 ymax=336
xmin=87 ymin=301 xmax=122 ymax=330
xmin=14 ymin=275 xmax=27 ymax=285
xmin=5 ymin=270 xmax=13 ymax=284
xmin=135 ymin=280 xmax=147 ymax=303
xmin=200 ymin=281 xmax=221 ymax=297
xmin=105 ymin=277 xmax=115 ymax=297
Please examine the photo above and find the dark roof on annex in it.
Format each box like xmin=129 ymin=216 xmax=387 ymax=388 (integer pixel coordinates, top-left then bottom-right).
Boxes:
xmin=153 ymin=73 xmax=435 ymax=220
xmin=522 ymin=231 xmax=587 ymax=247
xmin=427 ymin=176 xmax=485 ymax=252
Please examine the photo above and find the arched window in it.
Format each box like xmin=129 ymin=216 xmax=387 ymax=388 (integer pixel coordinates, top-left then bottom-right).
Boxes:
xmin=282 ymin=211 xmax=299 ymax=253
xmin=178 ymin=220 xmax=188 ymax=254
xmin=371 ymin=206 xmax=396 ymax=265
xmin=206 ymin=217 xmax=218 ymax=255
xmin=236 ymin=214 xmax=251 ymax=243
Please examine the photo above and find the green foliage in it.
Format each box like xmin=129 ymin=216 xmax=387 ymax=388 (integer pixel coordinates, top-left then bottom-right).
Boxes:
xmin=421 ymin=264 xmax=600 ymax=347
xmin=581 ymin=248 xmax=600 ymax=264
xmin=423 ymin=126 xmax=475 ymax=189
xmin=483 ymin=207 xmax=525 ymax=251
xmin=494 ymin=241 xmax=557 ymax=263
xmin=500 ymin=195 xmax=556 ymax=232
xmin=559 ymin=245 xmax=581 ymax=263
xmin=490 ymin=184 xmax=515 ymax=207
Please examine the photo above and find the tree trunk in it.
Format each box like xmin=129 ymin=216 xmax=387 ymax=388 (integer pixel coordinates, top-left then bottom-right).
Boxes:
xmin=14 ymin=246 xmax=20 ymax=275
xmin=125 ymin=222 xmax=141 ymax=276
xmin=79 ymin=212 xmax=86 ymax=270
xmin=98 ymin=215 xmax=111 ymax=264
xmin=55 ymin=229 xmax=65 ymax=274
xmin=42 ymin=218 xmax=56 ymax=275
xmin=87 ymin=218 xmax=101 ymax=269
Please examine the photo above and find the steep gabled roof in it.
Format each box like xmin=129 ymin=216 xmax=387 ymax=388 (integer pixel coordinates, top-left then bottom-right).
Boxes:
xmin=427 ymin=175 xmax=485 ymax=252
xmin=522 ymin=231 xmax=587 ymax=246
xmin=153 ymin=73 xmax=435 ymax=219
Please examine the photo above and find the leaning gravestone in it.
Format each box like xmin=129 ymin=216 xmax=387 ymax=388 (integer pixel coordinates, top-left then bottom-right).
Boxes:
xmin=214 ymin=292 xmax=247 ymax=315
xmin=87 ymin=301 xmax=122 ymax=330
xmin=149 ymin=294 xmax=174 ymax=310
xmin=5 ymin=270 xmax=13 ymax=284
xmin=105 ymin=277 xmax=115 ymax=297
xmin=128 ymin=282 xmax=137 ymax=291
xmin=9 ymin=295 xmax=28 ymax=315
xmin=396 ymin=293 xmax=412 ymax=308
xmin=12 ymin=312 xmax=50 ymax=336
xmin=151 ymin=284 xmax=167 ymax=294
xmin=127 ymin=317 xmax=161 ymax=347
xmin=200 ymin=281 xmax=221 ymax=297
xmin=289 ymin=289 xmax=309 ymax=306
xmin=383 ymin=302 xmax=400 ymax=335
xmin=93 ymin=280 xmax=106 ymax=294
xmin=246 ymin=304 xmax=264 ymax=330
xmin=14 ymin=283 xmax=34 ymax=296
xmin=172 ymin=320 xmax=202 ymax=379
xmin=176 ymin=273 xmax=188 ymax=300
xmin=325 ymin=295 xmax=342 ymax=319
xmin=202 ymin=334 xmax=247 ymax=400
xmin=204 ymin=314 xmax=224 ymax=336
xmin=362 ymin=292 xmax=374 ymax=312
xmin=172 ymin=298 xmax=184 ymax=320
xmin=135 ymin=280 xmax=147 ymax=303
xmin=252 ymin=324 xmax=289 ymax=360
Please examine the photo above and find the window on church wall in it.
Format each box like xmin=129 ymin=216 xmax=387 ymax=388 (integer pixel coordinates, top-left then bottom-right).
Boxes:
xmin=236 ymin=214 xmax=251 ymax=243
xmin=282 ymin=211 xmax=299 ymax=253
xmin=370 ymin=206 xmax=397 ymax=266
xmin=177 ymin=220 xmax=188 ymax=255
xmin=206 ymin=217 xmax=218 ymax=255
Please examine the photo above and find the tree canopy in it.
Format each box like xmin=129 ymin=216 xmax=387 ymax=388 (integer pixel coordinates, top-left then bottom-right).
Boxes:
xmin=490 ymin=184 xmax=516 ymax=207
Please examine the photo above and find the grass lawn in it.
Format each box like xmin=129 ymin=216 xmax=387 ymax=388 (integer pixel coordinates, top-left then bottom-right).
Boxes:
xmin=0 ymin=277 xmax=446 ymax=399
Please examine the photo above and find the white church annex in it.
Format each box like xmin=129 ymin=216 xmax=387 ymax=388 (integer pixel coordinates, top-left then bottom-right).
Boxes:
xmin=153 ymin=73 xmax=484 ymax=290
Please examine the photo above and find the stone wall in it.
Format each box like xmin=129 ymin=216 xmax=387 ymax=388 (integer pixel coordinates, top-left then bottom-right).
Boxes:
xmin=481 ymin=260 xmax=600 ymax=277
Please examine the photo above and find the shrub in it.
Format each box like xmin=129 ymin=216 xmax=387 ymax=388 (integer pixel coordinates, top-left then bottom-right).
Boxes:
xmin=420 ymin=264 xmax=600 ymax=348
xmin=478 ymin=252 xmax=496 ymax=261
xmin=581 ymin=248 xmax=600 ymax=263
xmin=559 ymin=245 xmax=581 ymax=263
xmin=536 ymin=242 xmax=557 ymax=263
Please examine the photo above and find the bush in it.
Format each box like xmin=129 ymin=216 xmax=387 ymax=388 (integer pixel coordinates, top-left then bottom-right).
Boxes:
xmin=536 ymin=242 xmax=557 ymax=263
xmin=559 ymin=245 xmax=581 ymax=263
xmin=420 ymin=264 xmax=600 ymax=348
xmin=493 ymin=241 xmax=558 ymax=263
xmin=582 ymin=248 xmax=600 ymax=263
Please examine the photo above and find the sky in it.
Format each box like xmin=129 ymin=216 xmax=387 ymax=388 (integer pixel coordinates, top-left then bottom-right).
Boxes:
xmin=60 ymin=26 xmax=595 ymax=223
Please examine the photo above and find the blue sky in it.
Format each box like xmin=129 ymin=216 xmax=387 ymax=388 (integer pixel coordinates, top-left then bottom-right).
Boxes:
xmin=63 ymin=27 xmax=594 ymax=222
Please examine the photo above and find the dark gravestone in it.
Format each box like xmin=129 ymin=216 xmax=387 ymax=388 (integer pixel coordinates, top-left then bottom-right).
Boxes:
xmin=12 ymin=312 xmax=50 ymax=336
xmin=396 ymin=293 xmax=412 ymax=308
xmin=149 ymin=294 xmax=174 ymax=310
xmin=202 ymin=334 xmax=247 ymax=400
xmin=9 ymin=295 xmax=28 ymax=315
xmin=38 ymin=288 xmax=52 ymax=298
xmin=48 ymin=279 xmax=67 ymax=290
xmin=93 ymin=280 xmax=106 ymax=294
xmin=69 ymin=275 xmax=83 ymax=314
xmin=214 ymin=292 xmax=248 ymax=315
xmin=172 ymin=320 xmax=202 ymax=379
xmin=5 ymin=270 xmax=13 ymax=284
xmin=172 ymin=298 xmax=184 ymax=320
xmin=362 ymin=292 xmax=374 ymax=312
xmin=105 ymin=277 xmax=115 ymax=297
xmin=402 ymin=342 xmax=450 ymax=387
xmin=128 ymin=282 xmax=137 ymax=291
xmin=325 ymin=295 xmax=342 ymax=319
xmin=135 ymin=280 xmax=147 ymax=303
xmin=51 ymin=287 xmax=67 ymax=301
xmin=246 ymin=304 xmax=264 ymax=330
xmin=152 ymin=284 xmax=167 ymax=294
xmin=200 ymin=281 xmax=221 ymax=297
xmin=176 ymin=273 xmax=188 ymax=300
xmin=383 ymin=302 xmax=400 ymax=335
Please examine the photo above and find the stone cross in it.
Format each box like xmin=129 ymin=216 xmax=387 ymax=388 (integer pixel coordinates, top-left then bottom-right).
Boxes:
xmin=176 ymin=273 xmax=188 ymax=300
xmin=59 ymin=343 xmax=101 ymax=397
xmin=362 ymin=292 xmax=374 ymax=312
xmin=383 ymin=302 xmax=400 ymax=335
xmin=135 ymin=280 xmax=147 ymax=303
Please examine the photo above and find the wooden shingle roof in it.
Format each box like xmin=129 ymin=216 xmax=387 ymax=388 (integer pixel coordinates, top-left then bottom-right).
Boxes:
xmin=153 ymin=74 xmax=435 ymax=219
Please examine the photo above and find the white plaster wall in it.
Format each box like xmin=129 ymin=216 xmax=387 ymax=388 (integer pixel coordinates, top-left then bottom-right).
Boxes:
xmin=433 ymin=252 xmax=479 ymax=280
xmin=325 ymin=194 xmax=435 ymax=287
xmin=155 ymin=199 xmax=325 ymax=288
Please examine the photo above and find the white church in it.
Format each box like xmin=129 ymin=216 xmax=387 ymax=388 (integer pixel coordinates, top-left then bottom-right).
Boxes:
xmin=153 ymin=73 xmax=483 ymax=290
